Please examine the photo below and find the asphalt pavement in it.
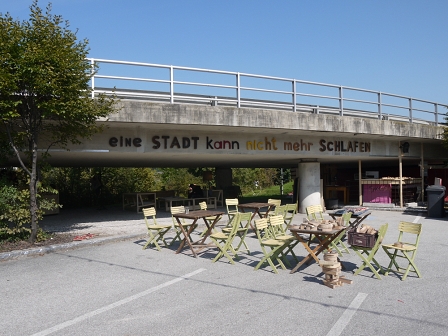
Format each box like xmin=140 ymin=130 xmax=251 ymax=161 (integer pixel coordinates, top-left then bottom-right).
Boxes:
xmin=1 ymin=205 xmax=448 ymax=336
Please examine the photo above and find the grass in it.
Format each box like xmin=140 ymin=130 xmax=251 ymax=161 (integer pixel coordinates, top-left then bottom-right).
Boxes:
xmin=240 ymin=181 xmax=294 ymax=203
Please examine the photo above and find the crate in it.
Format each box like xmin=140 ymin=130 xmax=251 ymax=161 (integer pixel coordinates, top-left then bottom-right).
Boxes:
xmin=347 ymin=230 xmax=377 ymax=248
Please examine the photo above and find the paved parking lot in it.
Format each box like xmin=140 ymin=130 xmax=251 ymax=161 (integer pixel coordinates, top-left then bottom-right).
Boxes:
xmin=1 ymin=206 xmax=448 ymax=335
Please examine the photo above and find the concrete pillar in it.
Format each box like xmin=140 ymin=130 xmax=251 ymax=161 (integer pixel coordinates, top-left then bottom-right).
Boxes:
xmin=298 ymin=161 xmax=321 ymax=213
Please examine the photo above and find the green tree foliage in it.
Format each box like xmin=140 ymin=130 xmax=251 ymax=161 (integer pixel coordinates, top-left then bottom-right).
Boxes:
xmin=0 ymin=1 xmax=117 ymax=242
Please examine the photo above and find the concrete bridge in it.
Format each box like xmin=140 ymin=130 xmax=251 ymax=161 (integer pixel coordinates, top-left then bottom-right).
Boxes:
xmin=40 ymin=59 xmax=448 ymax=210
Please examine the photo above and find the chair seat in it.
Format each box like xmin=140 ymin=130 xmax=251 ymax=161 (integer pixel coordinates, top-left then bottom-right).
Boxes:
xmin=382 ymin=244 xmax=416 ymax=251
xmin=263 ymin=239 xmax=285 ymax=246
xmin=210 ymin=232 xmax=228 ymax=239
xmin=276 ymin=234 xmax=295 ymax=241
xmin=148 ymin=224 xmax=172 ymax=230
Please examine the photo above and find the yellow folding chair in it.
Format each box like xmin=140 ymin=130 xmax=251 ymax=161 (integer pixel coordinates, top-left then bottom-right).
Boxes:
xmin=382 ymin=221 xmax=422 ymax=281
xmin=306 ymin=204 xmax=325 ymax=221
xmin=260 ymin=198 xmax=282 ymax=217
xmin=283 ymin=203 xmax=298 ymax=227
xmin=352 ymin=223 xmax=388 ymax=280
xmin=225 ymin=198 xmax=239 ymax=226
xmin=169 ymin=206 xmax=197 ymax=246
xmin=222 ymin=211 xmax=252 ymax=255
xmin=268 ymin=214 xmax=299 ymax=265
xmin=142 ymin=207 xmax=172 ymax=251
xmin=254 ymin=218 xmax=290 ymax=274
xmin=329 ymin=212 xmax=352 ymax=256
xmin=198 ymin=201 xmax=222 ymax=236
xmin=210 ymin=212 xmax=245 ymax=264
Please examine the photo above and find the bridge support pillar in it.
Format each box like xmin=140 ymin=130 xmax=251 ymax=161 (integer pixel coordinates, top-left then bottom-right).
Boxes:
xmin=298 ymin=161 xmax=321 ymax=214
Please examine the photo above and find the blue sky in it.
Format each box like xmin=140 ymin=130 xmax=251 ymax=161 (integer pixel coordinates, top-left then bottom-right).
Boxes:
xmin=2 ymin=0 xmax=448 ymax=104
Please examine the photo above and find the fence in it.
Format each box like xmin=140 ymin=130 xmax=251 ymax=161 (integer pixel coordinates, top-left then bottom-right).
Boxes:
xmin=89 ymin=58 xmax=447 ymax=126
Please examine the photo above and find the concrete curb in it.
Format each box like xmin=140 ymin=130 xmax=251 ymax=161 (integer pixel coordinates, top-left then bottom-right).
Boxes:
xmin=0 ymin=233 xmax=143 ymax=262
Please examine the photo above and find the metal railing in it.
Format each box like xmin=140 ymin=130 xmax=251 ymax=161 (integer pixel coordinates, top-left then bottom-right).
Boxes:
xmin=89 ymin=58 xmax=447 ymax=126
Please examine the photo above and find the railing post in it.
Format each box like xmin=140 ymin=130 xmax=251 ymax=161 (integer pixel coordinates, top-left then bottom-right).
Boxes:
xmin=170 ymin=66 xmax=174 ymax=104
xmin=377 ymin=92 xmax=382 ymax=120
xmin=292 ymin=80 xmax=296 ymax=112
xmin=409 ymin=98 xmax=413 ymax=123
xmin=90 ymin=58 xmax=95 ymax=99
xmin=236 ymin=73 xmax=241 ymax=108
xmin=435 ymin=103 xmax=439 ymax=126
xmin=339 ymin=86 xmax=344 ymax=116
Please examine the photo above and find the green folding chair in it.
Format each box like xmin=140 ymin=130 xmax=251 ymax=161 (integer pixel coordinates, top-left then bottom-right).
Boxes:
xmin=306 ymin=204 xmax=325 ymax=221
xmin=283 ymin=203 xmax=298 ymax=227
xmin=382 ymin=221 xmax=422 ymax=281
xmin=329 ymin=212 xmax=352 ymax=256
xmin=221 ymin=212 xmax=252 ymax=255
xmin=254 ymin=218 xmax=290 ymax=274
xmin=351 ymin=223 xmax=388 ymax=280
xmin=225 ymin=198 xmax=239 ymax=226
xmin=268 ymin=214 xmax=299 ymax=266
xmin=210 ymin=212 xmax=246 ymax=264
xmin=198 ymin=201 xmax=222 ymax=237
xmin=169 ymin=206 xmax=197 ymax=246
xmin=260 ymin=198 xmax=282 ymax=217
xmin=142 ymin=207 xmax=172 ymax=251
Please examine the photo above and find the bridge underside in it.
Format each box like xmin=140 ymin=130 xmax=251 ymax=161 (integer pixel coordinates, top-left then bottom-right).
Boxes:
xmin=7 ymin=100 xmax=447 ymax=169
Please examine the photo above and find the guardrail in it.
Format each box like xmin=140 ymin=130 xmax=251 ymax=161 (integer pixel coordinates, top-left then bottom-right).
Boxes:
xmin=89 ymin=58 xmax=447 ymax=126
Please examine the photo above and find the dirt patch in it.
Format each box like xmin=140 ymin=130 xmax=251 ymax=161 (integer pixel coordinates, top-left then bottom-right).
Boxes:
xmin=0 ymin=233 xmax=74 ymax=253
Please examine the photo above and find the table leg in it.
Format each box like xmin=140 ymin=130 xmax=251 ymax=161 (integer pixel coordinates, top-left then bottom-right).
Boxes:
xmin=175 ymin=218 xmax=199 ymax=258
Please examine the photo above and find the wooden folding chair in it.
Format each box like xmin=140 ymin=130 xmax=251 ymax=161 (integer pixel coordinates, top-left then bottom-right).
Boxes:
xmin=210 ymin=212 xmax=245 ymax=264
xmin=352 ymin=223 xmax=388 ymax=280
xmin=268 ymin=214 xmax=299 ymax=265
xmin=329 ymin=212 xmax=352 ymax=256
xmin=283 ymin=203 xmax=298 ymax=227
xmin=225 ymin=198 xmax=239 ymax=226
xmin=382 ymin=221 xmax=422 ymax=281
xmin=169 ymin=206 xmax=197 ymax=246
xmin=221 ymin=212 xmax=252 ymax=255
xmin=306 ymin=204 xmax=325 ymax=221
xmin=260 ymin=198 xmax=281 ymax=217
xmin=142 ymin=207 xmax=172 ymax=251
xmin=198 ymin=201 xmax=222 ymax=236
xmin=254 ymin=218 xmax=290 ymax=274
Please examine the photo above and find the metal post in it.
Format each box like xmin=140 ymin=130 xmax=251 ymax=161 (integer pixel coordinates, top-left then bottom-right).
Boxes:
xmin=409 ymin=98 xmax=413 ymax=123
xmin=378 ymin=92 xmax=382 ymax=120
xmin=292 ymin=81 xmax=296 ymax=112
xmin=358 ymin=160 xmax=362 ymax=206
xmin=170 ymin=66 xmax=174 ymax=104
xmin=236 ymin=73 xmax=241 ymax=108
xmin=421 ymin=142 xmax=425 ymax=203
xmin=399 ymin=141 xmax=403 ymax=208
xmin=435 ymin=103 xmax=438 ymax=126
xmin=339 ymin=86 xmax=344 ymax=116
xmin=90 ymin=59 xmax=95 ymax=99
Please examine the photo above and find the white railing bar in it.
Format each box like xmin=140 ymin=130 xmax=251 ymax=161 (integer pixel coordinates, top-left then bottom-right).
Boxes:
xmin=95 ymin=75 xmax=170 ymax=84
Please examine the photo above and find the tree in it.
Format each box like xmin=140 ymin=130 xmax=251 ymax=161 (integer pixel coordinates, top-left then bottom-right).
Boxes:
xmin=0 ymin=1 xmax=117 ymax=242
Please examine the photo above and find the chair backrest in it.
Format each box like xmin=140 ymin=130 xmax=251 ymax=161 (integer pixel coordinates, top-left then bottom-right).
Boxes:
xmin=268 ymin=215 xmax=287 ymax=237
xmin=254 ymin=218 xmax=269 ymax=242
xmin=306 ymin=204 xmax=324 ymax=221
xmin=142 ymin=207 xmax=157 ymax=227
xmin=199 ymin=201 xmax=207 ymax=211
xmin=341 ymin=212 xmax=352 ymax=227
xmin=268 ymin=198 xmax=281 ymax=207
xmin=397 ymin=221 xmax=422 ymax=248
xmin=283 ymin=203 xmax=298 ymax=225
xmin=170 ymin=205 xmax=185 ymax=226
xmin=372 ymin=223 xmax=389 ymax=251
xmin=225 ymin=198 xmax=239 ymax=221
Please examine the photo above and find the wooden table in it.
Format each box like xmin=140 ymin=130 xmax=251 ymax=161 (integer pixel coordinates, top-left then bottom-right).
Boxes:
xmin=237 ymin=202 xmax=275 ymax=231
xmin=122 ymin=192 xmax=156 ymax=213
xmin=328 ymin=209 xmax=372 ymax=228
xmin=172 ymin=210 xmax=225 ymax=258
xmin=288 ymin=226 xmax=345 ymax=274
